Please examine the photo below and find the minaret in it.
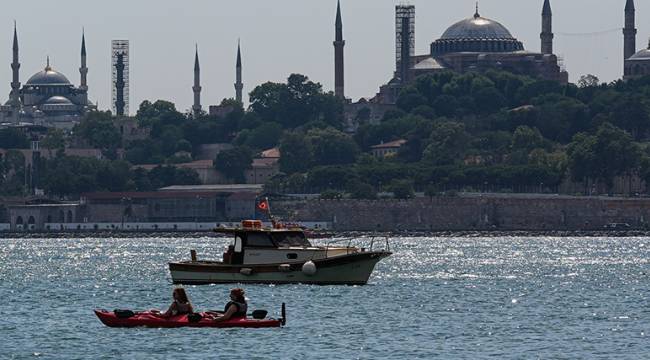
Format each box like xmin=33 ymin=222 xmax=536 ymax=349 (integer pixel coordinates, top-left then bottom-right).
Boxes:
xmin=541 ymin=0 xmax=553 ymax=55
xmin=114 ymin=53 xmax=126 ymax=116
xmin=192 ymin=44 xmax=202 ymax=116
xmin=333 ymin=0 xmax=345 ymax=99
xmin=10 ymin=22 xmax=21 ymax=109
xmin=235 ymin=41 xmax=243 ymax=104
xmin=80 ymin=30 xmax=88 ymax=91
xmin=399 ymin=15 xmax=411 ymax=83
xmin=624 ymin=0 xmax=637 ymax=61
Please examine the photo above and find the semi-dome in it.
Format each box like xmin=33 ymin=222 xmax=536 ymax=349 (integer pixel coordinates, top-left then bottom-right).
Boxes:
xmin=26 ymin=63 xmax=72 ymax=86
xmin=629 ymin=43 xmax=650 ymax=60
xmin=431 ymin=11 xmax=524 ymax=56
xmin=43 ymin=96 xmax=73 ymax=105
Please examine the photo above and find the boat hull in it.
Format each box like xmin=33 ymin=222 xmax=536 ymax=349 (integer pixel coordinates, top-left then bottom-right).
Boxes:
xmin=94 ymin=310 xmax=282 ymax=328
xmin=169 ymin=251 xmax=390 ymax=285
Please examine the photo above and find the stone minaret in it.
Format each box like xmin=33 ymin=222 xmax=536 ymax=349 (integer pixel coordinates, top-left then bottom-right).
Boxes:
xmin=235 ymin=41 xmax=243 ymax=104
xmin=80 ymin=30 xmax=88 ymax=91
xmin=10 ymin=22 xmax=21 ymax=109
xmin=541 ymin=0 xmax=553 ymax=55
xmin=624 ymin=0 xmax=637 ymax=61
xmin=333 ymin=0 xmax=345 ymax=99
xmin=192 ymin=45 xmax=202 ymax=116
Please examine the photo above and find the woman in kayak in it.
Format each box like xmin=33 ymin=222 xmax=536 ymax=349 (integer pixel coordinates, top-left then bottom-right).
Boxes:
xmin=210 ymin=288 xmax=248 ymax=322
xmin=154 ymin=287 xmax=194 ymax=318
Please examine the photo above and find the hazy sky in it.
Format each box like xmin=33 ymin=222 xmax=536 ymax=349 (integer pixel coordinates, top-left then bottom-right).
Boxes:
xmin=1 ymin=0 xmax=648 ymax=114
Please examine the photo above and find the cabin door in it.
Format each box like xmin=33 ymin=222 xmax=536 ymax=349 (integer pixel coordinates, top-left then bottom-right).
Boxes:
xmin=231 ymin=236 xmax=245 ymax=264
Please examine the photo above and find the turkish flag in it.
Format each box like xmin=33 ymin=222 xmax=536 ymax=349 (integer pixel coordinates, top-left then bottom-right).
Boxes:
xmin=257 ymin=199 xmax=270 ymax=212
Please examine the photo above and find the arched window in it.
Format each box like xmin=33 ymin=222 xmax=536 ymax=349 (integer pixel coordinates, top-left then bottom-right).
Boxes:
xmin=16 ymin=216 xmax=23 ymax=225
xmin=67 ymin=210 xmax=73 ymax=223
xmin=28 ymin=216 xmax=35 ymax=225
xmin=47 ymin=215 xmax=52 ymax=223
xmin=59 ymin=210 xmax=65 ymax=223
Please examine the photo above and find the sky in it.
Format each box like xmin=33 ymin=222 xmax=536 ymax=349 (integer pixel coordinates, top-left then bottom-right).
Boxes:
xmin=0 ymin=0 xmax=648 ymax=114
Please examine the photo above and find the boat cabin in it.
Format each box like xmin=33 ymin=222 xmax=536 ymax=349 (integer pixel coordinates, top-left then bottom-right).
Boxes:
xmin=218 ymin=226 xmax=314 ymax=265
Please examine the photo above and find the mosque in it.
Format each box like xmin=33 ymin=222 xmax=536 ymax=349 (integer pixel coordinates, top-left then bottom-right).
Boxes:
xmin=623 ymin=0 xmax=650 ymax=79
xmin=374 ymin=0 xmax=568 ymax=104
xmin=0 ymin=26 xmax=96 ymax=128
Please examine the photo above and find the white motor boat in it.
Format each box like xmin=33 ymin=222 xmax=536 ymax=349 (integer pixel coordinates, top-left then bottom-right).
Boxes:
xmin=169 ymin=220 xmax=391 ymax=285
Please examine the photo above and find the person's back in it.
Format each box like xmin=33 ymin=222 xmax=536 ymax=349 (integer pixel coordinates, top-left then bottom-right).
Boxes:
xmin=210 ymin=288 xmax=248 ymax=322
xmin=224 ymin=299 xmax=247 ymax=317
xmin=160 ymin=288 xmax=194 ymax=318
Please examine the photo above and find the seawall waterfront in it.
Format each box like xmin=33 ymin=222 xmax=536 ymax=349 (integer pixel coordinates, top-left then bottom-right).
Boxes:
xmin=273 ymin=193 xmax=650 ymax=231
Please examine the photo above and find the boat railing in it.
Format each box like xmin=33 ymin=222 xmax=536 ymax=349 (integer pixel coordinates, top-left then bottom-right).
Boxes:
xmin=323 ymin=236 xmax=390 ymax=258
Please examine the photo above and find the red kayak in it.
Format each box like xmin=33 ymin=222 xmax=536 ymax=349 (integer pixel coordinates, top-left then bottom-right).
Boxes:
xmin=95 ymin=303 xmax=285 ymax=328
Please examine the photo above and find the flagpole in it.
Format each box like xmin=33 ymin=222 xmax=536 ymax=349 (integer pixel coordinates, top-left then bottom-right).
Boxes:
xmin=266 ymin=196 xmax=277 ymax=228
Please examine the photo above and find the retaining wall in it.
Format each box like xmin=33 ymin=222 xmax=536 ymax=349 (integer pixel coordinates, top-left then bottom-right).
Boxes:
xmin=272 ymin=194 xmax=650 ymax=231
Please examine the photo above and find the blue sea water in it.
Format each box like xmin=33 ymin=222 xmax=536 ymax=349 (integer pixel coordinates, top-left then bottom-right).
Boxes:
xmin=1 ymin=235 xmax=649 ymax=359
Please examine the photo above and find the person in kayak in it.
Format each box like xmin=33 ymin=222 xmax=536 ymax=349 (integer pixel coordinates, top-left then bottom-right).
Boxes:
xmin=209 ymin=288 xmax=248 ymax=322
xmin=153 ymin=287 xmax=194 ymax=318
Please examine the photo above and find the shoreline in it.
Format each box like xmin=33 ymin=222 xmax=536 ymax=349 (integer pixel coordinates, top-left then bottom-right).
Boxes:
xmin=2 ymin=229 xmax=649 ymax=239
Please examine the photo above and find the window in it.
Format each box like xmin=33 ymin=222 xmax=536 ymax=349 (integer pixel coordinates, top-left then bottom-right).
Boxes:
xmin=271 ymin=232 xmax=311 ymax=247
xmin=245 ymin=232 xmax=274 ymax=247
xmin=234 ymin=236 xmax=243 ymax=252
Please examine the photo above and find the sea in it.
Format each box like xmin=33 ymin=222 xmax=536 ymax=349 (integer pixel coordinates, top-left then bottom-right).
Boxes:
xmin=1 ymin=235 xmax=648 ymax=359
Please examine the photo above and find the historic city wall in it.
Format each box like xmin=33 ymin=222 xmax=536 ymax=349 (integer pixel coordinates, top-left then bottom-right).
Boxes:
xmin=273 ymin=195 xmax=650 ymax=231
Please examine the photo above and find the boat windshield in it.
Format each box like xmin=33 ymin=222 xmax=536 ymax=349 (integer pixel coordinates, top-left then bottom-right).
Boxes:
xmin=271 ymin=231 xmax=312 ymax=247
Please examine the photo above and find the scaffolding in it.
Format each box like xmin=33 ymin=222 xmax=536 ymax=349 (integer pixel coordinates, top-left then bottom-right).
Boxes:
xmin=395 ymin=4 xmax=415 ymax=75
xmin=111 ymin=40 xmax=130 ymax=116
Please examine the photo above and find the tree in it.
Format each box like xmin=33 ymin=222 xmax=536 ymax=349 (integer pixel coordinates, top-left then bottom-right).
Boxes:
xmin=0 ymin=128 xmax=29 ymax=149
xmin=511 ymin=126 xmax=546 ymax=152
xmin=567 ymin=123 xmax=642 ymax=192
xmin=249 ymin=74 xmax=343 ymax=129
xmin=422 ymin=122 xmax=470 ymax=165
xmin=215 ymin=146 xmax=253 ymax=183
xmin=242 ymin=122 xmax=283 ymax=150
xmin=347 ymin=180 xmax=377 ymax=200
xmin=306 ymin=166 xmax=355 ymax=191
xmin=308 ymin=127 xmax=359 ymax=166
xmin=0 ymin=150 xmax=26 ymax=195
xmin=74 ymin=111 xmax=122 ymax=155
xmin=278 ymin=131 xmax=312 ymax=174
xmin=390 ymin=180 xmax=415 ymax=199
xmin=41 ymin=128 xmax=66 ymax=152
xmin=577 ymin=74 xmax=600 ymax=88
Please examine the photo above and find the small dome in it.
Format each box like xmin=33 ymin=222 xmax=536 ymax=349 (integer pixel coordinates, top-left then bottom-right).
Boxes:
xmin=44 ymin=96 xmax=73 ymax=105
xmin=26 ymin=63 xmax=72 ymax=86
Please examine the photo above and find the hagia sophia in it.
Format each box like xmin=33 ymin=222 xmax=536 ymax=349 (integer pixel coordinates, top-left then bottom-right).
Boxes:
xmin=0 ymin=0 xmax=650 ymax=128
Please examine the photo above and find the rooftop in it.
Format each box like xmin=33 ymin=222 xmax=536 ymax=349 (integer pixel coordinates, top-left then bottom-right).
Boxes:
xmin=371 ymin=139 xmax=407 ymax=149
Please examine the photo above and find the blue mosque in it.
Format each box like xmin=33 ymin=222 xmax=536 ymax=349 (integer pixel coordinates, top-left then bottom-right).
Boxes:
xmin=0 ymin=26 xmax=96 ymax=128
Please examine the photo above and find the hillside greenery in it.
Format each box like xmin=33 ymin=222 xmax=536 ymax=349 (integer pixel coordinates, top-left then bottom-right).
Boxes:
xmin=2 ymin=71 xmax=650 ymax=198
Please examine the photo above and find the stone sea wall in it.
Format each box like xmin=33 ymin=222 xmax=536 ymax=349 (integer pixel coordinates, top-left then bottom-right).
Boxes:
xmin=273 ymin=194 xmax=650 ymax=231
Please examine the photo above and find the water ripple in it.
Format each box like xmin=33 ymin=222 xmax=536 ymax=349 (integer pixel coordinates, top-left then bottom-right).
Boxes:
xmin=1 ymin=236 xmax=649 ymax=359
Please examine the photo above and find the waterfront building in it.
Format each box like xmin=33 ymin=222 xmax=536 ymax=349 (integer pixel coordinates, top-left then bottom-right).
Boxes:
xmin=0 ymin=26 xmax=97 ymax=128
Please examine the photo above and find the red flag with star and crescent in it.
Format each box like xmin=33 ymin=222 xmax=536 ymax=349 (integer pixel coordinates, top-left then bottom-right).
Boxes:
xmin=257 ymin=198 xmax=270 ymax=213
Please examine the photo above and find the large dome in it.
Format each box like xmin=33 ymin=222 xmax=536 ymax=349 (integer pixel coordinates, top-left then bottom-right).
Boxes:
xmin=26 ymin=65 xmax=72 ymax=86
xmin=431 ymin=11 xmax=524 ymax=56
xmin=442 ymin=16 xmax=515 ymax=40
